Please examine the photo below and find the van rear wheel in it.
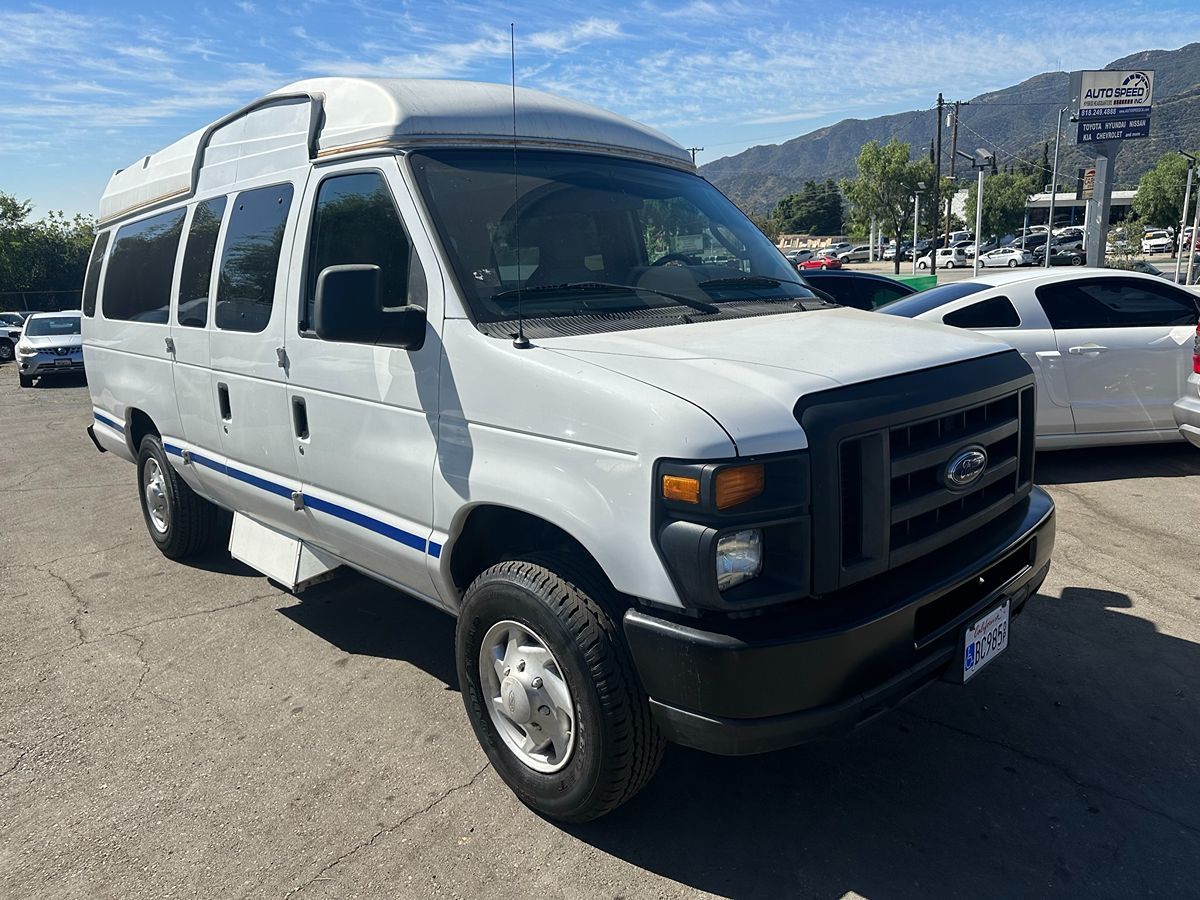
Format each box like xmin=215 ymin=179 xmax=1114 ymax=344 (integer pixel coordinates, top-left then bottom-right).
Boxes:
xmin=456 ymin=554 xmax=664 ymax=822
xmin=136 ymin=435 xmax=226 ymax=559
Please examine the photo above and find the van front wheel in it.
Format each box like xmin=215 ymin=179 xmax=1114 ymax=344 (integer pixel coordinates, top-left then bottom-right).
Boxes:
xmin=456 ymin=555 xmax=664 ymax=822
xmin=136 ymin=435 xmax=226 ymax=559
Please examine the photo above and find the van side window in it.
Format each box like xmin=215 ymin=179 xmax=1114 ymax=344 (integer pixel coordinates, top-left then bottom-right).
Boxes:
xmin=215 ymin=184 xmax=294 ymax=333
xmin=103 ymin=208 xmax=186 ymax=323
xmin=944 ymin=296 xmax=1020 ymax=329
xmin=303 ymin=172 xmax=411 ymax=332
xmin=81 ymin=231 xmax=110 ymax=317
xmin=177 ymin=197 xmax=228 ymax=328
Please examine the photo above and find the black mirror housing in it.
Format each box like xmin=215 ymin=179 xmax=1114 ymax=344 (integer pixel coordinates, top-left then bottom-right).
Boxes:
xmin=314 ymin=264 xmax=426 ymax=351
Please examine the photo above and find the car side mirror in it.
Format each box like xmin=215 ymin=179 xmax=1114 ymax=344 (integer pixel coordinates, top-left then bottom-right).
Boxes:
xmin=314 ymin=264 xmax=426 ymax=351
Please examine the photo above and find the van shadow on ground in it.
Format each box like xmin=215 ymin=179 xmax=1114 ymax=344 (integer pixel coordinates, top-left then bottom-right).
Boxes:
xmin=281 ymin=574 xmax=1199 ymax=897
xmin=1035 ymin=442 xmax=1200 ymax=484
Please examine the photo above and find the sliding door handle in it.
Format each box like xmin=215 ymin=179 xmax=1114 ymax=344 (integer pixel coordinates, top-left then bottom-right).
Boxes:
xmin=217 ymin=383 xmax=232 ymax=421
xmin=291 ymin=396 xmax=309 ymax=440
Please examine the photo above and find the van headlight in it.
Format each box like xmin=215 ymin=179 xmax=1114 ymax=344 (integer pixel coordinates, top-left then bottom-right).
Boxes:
xmin=715 ymin=529 xmax=763 ymax=591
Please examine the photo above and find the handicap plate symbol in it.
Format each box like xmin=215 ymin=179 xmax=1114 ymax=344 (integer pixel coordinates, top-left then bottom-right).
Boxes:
xmin=965 ymin=642 xmax=975 ymax=670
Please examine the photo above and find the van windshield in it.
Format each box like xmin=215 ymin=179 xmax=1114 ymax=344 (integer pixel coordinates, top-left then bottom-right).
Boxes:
xmin=409 ymin=149 xmax=819 ymax=331
xmin=25 ymin=316 xmax=81 ymax=336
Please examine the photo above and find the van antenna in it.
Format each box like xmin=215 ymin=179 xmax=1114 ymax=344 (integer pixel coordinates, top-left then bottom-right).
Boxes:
xmin=510 ymin=23 xmax=530 ymax=350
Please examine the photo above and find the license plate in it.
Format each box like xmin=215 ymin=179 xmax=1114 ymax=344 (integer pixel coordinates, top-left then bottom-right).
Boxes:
xmin=54 ymin=358 xmax=72 ymax=367
xmin=962 ymin=599 xmax=1009 ymax=683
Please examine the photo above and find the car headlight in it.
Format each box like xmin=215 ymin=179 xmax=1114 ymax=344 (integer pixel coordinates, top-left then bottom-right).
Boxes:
xmin=715 ymin=529 xmax=763 ymax=591
xmin=17 ymin=345 xmax=38 ymax=356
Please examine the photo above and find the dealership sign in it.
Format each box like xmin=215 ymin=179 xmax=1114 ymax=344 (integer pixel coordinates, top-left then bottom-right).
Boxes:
xmin=1071 ymin=70 xmax=1154 ymax=143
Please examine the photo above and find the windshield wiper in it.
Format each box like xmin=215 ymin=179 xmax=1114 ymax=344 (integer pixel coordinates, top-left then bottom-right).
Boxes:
xmin=698 ymin=275 xmax=789 ymax=287
xmin=492 ymin=281 xmax=718 ymax=315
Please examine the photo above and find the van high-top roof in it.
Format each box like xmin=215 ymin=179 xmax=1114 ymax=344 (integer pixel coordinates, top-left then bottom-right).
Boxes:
xmin=98 ymin=77 xmax=692 ymax=226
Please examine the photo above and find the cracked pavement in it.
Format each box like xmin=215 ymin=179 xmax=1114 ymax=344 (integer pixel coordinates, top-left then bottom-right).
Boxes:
xmin=1 ymin=365 xmax=1198 ymax=898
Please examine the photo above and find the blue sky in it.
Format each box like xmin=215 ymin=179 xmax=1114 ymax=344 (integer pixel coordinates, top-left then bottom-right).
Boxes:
xmin=2 ymin=0 xmax=1197 ymax=218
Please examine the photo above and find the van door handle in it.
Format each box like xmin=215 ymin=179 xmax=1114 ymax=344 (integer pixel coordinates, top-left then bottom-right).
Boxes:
xmin=164 ymin=337 xmax=176 ymax=355
xmin=291 ymin=396 xmax=309 ymax=440
xmin=1067 ymin=344 xmax=1108 ymax=355
xmin=217 ymin=383 xmax=232 ymax=421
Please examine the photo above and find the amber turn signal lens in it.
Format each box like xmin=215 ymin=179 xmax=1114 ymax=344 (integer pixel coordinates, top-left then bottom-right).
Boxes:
xmin=662 ymin=474 xmax=701 ymax=504
xmin=714 ymin=464 xmax=764 ymax=509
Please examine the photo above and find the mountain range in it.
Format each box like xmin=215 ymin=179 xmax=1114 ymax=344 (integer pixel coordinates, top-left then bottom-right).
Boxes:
xmin=701 ymin=43 xmax=1200 ymax=215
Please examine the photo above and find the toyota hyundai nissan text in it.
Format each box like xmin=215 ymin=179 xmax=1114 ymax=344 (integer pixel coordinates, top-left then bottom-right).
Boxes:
xmin=82 ymin=78 xmax=1056 ymax=821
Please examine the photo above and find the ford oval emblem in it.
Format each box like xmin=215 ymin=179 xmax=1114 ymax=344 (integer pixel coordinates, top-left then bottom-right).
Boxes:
xmin=944 ymin=446 xmax=988 ymax=490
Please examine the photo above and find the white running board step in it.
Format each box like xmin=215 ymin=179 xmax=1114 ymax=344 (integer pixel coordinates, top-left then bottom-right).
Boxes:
xmin=229 ymin=512 xmax=341 ymax=592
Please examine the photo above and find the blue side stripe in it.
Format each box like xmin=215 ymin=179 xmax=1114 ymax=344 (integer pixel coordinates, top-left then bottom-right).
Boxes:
xmin=163 ymin=441 xmax=435 ymax=556
xmin=304 ymin=494 xmax=428 ymax=552
xmin=94 ymin=412 xmax=124 ymax=434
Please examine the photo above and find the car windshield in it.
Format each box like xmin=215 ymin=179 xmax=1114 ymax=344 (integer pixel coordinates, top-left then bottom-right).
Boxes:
xmin=25 ymin=316 xmax=81 ymax=336
xmin=409 ymin=149 xmax=816 ymax=330
xmin=877 ymin=282 xmax=990 ymax=317
xmin=0 ymin=313 xmax=24 ymax=326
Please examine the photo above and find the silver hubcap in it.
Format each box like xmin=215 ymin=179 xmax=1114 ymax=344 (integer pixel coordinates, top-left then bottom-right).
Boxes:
xmin=143 ymin=457 xmax=170 ymax=534
xmin=479 ymin=620 xmax=575 ymax=773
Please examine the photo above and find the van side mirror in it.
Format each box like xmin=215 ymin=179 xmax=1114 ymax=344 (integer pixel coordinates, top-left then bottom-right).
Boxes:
xmin=314 ymin=264 xmax=426 ymax=351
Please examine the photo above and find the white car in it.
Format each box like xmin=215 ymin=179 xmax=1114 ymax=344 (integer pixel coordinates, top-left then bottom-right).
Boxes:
xmin=1141 ymin=230 xmax=1173 ymax=255
xmin=917 ymin=247 xmax=968 ymax=269
xmin=824 ymin=241 xmax=852 ymax=256
xmin=16 ymin=310 xmax=84 ymax=387
xmin=880 ymin=268 xmax=1200 ymax=448
xmin=979 ymin=247 xmax=1033 ymax=268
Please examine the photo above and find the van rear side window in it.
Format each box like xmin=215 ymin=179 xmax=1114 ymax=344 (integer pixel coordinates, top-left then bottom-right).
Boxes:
xmin=103 ymin=209 xmax=186 ymax=323
xmin=303 ymin=172 xmax=411 ymax=332
xmin=81 ymin=231 xmax=110 ymax=317
xmin=215 ymin=184 xmax=294 ymax=333
xmin=177 ymin=197 xmax=227 ymax=328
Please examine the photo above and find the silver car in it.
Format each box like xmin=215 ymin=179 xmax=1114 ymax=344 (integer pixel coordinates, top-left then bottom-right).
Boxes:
xmin=979 ymin=247 xmax=1034 ymax=268
xmin=16 ymin=310 xmax=85 ymax=387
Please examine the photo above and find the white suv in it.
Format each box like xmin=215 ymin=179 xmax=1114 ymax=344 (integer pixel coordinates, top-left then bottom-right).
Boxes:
xmin=918 ymin=246 xmax=968 ymax=269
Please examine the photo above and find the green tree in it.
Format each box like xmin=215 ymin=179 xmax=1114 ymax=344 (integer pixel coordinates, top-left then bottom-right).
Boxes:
xmin=746 ymin=212 xmax=781 ymax=242
xmin=771 ymin=180 xmax=843 ymax=235
xmin=963 ymin=172 xmax=1040 ymax=240
xmin=0 ymin=191 xmax=96 ymax=308
xmin=1133 ymin=152 xmax=1196 ymax=234
xmin=841 ymin=139 xmax=928 ymax=274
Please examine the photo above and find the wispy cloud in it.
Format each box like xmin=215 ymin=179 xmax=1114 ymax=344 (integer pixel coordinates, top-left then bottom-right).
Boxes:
xmin=2 ymin=0 xmax=1199 ymax=216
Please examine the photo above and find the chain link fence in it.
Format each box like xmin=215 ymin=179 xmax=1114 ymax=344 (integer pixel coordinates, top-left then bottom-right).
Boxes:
xmin=0 ymin=290 xmax=83 ymax=313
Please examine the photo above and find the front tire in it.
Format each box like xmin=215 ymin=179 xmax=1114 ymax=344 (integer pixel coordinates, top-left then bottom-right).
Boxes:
xmin=457 ymin=555 xmax=664 ymax=822
xmin=0 ymin=341 xmax=12 ymax=363
xmin=136 ymin=435 xmax=226 ymax=559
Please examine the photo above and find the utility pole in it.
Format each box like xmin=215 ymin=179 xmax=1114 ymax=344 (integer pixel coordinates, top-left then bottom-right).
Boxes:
xmin=1045 ymin=107 xmax=1068 ymax=268
xmin=686 ymin=147 xmax=703 ymax=166
xmin=1084 ymin=142 xmax=1117 ymax=267
xmin=932 ymin=94 xmax=943 ymax=274
xmin=944 ymin=100 xmax=962 ymax=251
xmin=1177 ymin=152 xmax=1196 ymax=285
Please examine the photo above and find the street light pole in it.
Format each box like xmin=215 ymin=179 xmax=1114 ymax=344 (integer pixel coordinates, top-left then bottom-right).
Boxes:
xmin=1045 ymin=106 xmax=1067 ymax=268
xmin=1177 ymin=152 xmax=1196 ymax=284
xmin=912 ymin=189 xmax=922 ymax=276
xmin=973 ymin=168 xmax=984 ymax=277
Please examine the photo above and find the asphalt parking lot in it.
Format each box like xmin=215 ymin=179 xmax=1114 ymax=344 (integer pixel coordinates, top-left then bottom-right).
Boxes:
xmin=2 ymin=364 xmax=1199 ymax=899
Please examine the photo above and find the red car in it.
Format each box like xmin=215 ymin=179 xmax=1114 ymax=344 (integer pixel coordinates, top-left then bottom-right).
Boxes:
xmin=798 ymin=254 xmax=842 ymax=270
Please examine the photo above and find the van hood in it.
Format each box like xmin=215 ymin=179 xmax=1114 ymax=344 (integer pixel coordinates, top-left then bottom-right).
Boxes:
xmin=539 ymin=307 xmax=1014 ymax=455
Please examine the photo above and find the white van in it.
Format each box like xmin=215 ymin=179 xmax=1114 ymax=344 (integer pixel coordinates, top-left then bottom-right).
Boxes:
xmin=82 ymin=78 xmax=1055 ymax=821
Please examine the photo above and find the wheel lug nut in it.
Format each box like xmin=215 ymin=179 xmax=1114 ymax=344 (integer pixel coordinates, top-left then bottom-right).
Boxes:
xmin=538 ymin=705 xmax=551 ymax=716
xmin=531 ymin=677 xmax=543 ymax=689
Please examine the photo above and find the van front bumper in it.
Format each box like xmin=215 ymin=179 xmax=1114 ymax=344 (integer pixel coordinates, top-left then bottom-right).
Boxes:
xmin=623 ymin=486 xmax=1055 ymax=756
